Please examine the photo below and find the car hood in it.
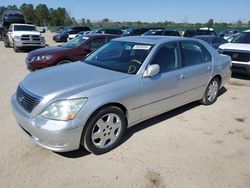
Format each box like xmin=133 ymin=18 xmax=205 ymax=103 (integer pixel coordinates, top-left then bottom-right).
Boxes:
xmin=13 ymin=31 xmax=41 ymax=36
xmin=20 ymin=62 xmax=129 ymax=98
xmin=28 ymin=46 xmax=70 ymax=57
xmin=219 ymin=43 xmax=250 ymax=51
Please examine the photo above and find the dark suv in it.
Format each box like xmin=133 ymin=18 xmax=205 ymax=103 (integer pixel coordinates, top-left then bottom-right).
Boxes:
xmin=183 ymin=29 xmax=217 ymax=37
xmin=143 ymin=29 xmax=180 ymax=37
xmin=96 ymin=28 xmax=123 ymax=35
xmin=1 ymin=10 xmax=25 ymax=42
xmin=27 ymin=34 xmax=118 ymax=71
xmin=123 ymin=27 xmax=165 ymax=36
xmin=53 ymin=26 xmax=91 ymax=42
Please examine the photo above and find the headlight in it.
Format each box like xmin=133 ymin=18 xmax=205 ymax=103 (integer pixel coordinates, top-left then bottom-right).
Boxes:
xmin=41 ymin=98 xmax=87 ymax=121
xmin=31 ymin=55 xmax=53 ymax=62
xmin=41 ymin=36 xmax=45 ymax=42
xmin=14 ymin=36 xmax=21 ymax=40
xmin=217 ymin=48 xmax=223 ymax=54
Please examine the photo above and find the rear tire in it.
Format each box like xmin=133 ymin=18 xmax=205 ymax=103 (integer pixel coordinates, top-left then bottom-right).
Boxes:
xmin=81 ymin=106 xmax=127 ymax=155
xmin=4 ymin=38 xmax=10 ymax=48
xmin=200 ymin=77 xmax=220 ymax=105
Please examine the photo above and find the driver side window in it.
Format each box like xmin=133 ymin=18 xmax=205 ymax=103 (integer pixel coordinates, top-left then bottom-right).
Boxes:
xmin=151 ymin=43 xmax=180 ymax=73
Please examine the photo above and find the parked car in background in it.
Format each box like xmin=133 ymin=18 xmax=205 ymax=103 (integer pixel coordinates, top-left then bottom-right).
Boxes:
xmin=226 ymin=32 xmax=241 ymax=43
xmin=183 ymin=29 xmax=217 ymax=37
xmin=0 ymin=24 xmax=3 ymax=40
xmin=12 ymin=36 xmax=231 ymax=154
xmin=194 ymin=35 xmax=227 ymax=49
xmin=6 ymin=23 xmax=46 ymax=52
xmin=56 ymin=26 xmax=67 ymax=33
xmin=1 ymin=10 xmax=25 ymax=45
xmin=122 ymin=27 xmax=165 ymax=36
xmin=67 ymin=31 xmax=90 ymax=41
xmin=96 ymin=28 xmax=123 ymax=35
xmin=26 ymin=34 xmax=118 ymax=71
xmin=143 ymin=29 xmax=180 ymax=37
xmin=219 ymin=29 xmax=239 ymax=39
xmin=53 ymin=27 xmax=90 ymax=42
xmin=218 ymin=30 xmax=250 ymax=76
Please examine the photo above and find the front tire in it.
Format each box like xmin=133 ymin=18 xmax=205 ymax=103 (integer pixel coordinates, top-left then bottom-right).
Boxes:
xmin=82 ymin=106 xmax=127 ymax=155
xmin=200 ymin=77 xmax=220 ymax=105
xmin=13 ymin=43 xmax=19 ymax=52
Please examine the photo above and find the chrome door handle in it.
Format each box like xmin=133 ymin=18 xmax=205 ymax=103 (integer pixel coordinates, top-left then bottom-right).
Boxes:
xmin=177 ymin=74 xmax=185 ymax=80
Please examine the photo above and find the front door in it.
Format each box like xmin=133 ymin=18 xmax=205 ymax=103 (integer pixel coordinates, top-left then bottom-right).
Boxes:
xmin=140 ymin=42 xmax=184 ymax=119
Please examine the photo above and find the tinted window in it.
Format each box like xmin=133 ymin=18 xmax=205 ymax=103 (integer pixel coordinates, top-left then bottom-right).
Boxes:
xmin=14 ymin=25 xmax=36 ymax=31
xmin=151 ymin=43 xmax=180 ymax=73
xmin=180 ymin=42 xmax=211 ymax=67
xmin=88 ymin=38 xmax=106 ymax=51
xmin=232 ymin=32 xmax=250 ymax=44
xmin=164 ymin=31 xmax=180 ymax=36
xmin=212 ymin=37 xmax=225 ymax=43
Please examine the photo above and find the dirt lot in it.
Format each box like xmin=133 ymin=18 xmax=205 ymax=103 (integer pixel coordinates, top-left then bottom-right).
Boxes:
xmin=0 ymin=32 xmax=250 ymax=188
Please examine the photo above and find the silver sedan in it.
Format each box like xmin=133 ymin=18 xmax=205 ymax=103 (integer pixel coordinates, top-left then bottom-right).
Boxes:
xmin=11 ymin=36 xmax=231 ymax=154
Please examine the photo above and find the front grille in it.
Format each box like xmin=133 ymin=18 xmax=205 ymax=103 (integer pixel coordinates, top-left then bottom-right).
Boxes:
xmin=16 ymin=86 xmax=41 ymax=113
xmin=21 ymin=35 xmax=41 ymax=41
xmin=223 ymin=51 xmax=250 ymax=62
xmin=31 ymin=35 xmax=40 ymax=41
xmin=21 ymin=35 xmax=30 ymax=41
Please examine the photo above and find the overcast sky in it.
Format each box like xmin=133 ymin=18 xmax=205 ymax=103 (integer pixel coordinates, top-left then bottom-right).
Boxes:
xmin=1 ymin=0 xmax=250 ymax=23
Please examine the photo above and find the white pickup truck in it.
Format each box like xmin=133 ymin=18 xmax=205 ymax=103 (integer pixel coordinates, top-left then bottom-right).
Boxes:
xmin=218 ymin=30 xmax=250 ymax=76
xmin=6 ymin=23 xmax=46 ymax=52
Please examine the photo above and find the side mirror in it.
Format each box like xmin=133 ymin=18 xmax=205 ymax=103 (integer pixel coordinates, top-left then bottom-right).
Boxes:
xmin=40 ymin=29 xmax=46 ymax=33
xmin=143 ymin=64 xmax=160 ymax=78
xmin=8 ymin=29 xmax=12 ymax=32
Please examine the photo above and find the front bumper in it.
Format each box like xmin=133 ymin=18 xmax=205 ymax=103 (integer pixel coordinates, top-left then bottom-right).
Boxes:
xmin=15 ymin=40 xmax=46 ymax=48
xmin=11 ymin=95 xmax=82 ymax=152
xmin=232 ymin=61 xmax=250 ymax=76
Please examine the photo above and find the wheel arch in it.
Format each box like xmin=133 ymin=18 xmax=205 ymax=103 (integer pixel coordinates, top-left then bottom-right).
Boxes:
xmin=211 ymin=74 xmax=222 ymax=87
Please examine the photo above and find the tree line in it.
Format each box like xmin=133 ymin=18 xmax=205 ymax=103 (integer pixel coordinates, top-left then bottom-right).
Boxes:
xmin=1 ymin=4 xmax=250 ymax=29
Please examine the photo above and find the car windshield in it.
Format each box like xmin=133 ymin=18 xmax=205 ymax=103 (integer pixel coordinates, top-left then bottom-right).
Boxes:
xmin=6 ymin=14 xmax=24 ymax=19
xmin=84 ymin=41 xmax=153 ymax=74
xmin=231 ymin=32 xmax=250 ymax=44
xmin=14 ymin=25 xmax=36 ymax=31
xmin=62 ymin=36 xmax=89 ymax=48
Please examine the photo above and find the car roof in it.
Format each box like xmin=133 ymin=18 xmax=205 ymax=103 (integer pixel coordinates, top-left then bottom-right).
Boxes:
xmin=113 ymin=36 xmax=187 ymax=45
xmin=81 ymin=34 xmax=119 ymax=38
xmin=194 ymin=35 xmax=217 ymax=38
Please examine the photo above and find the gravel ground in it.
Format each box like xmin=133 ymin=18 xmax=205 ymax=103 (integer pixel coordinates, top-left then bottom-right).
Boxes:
xmin=0 ymin=32 xmax=250 ymax=188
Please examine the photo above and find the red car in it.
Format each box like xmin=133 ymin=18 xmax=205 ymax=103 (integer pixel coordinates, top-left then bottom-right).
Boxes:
xmin=26 ymin=34 xmax=118 ymax=71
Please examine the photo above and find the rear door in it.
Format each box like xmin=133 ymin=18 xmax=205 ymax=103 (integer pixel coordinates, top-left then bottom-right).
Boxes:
xmin=176 ymin=41 xmax=213 ymax=102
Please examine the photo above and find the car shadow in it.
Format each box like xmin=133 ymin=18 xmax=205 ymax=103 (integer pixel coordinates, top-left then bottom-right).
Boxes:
xmin=232 ymin=73 xmax=250 ymax=80
xmin=56 ymin=87 xmax=227 ymax=158
xmin=55 ymin=146 xmax=90 ymax=158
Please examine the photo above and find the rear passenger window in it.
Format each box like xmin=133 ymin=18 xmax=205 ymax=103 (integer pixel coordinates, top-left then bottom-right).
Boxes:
xmin=151 ymin=43 xmax=180 ymax=73
xmin=180 ymin=42 xmax=211 ymax=67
